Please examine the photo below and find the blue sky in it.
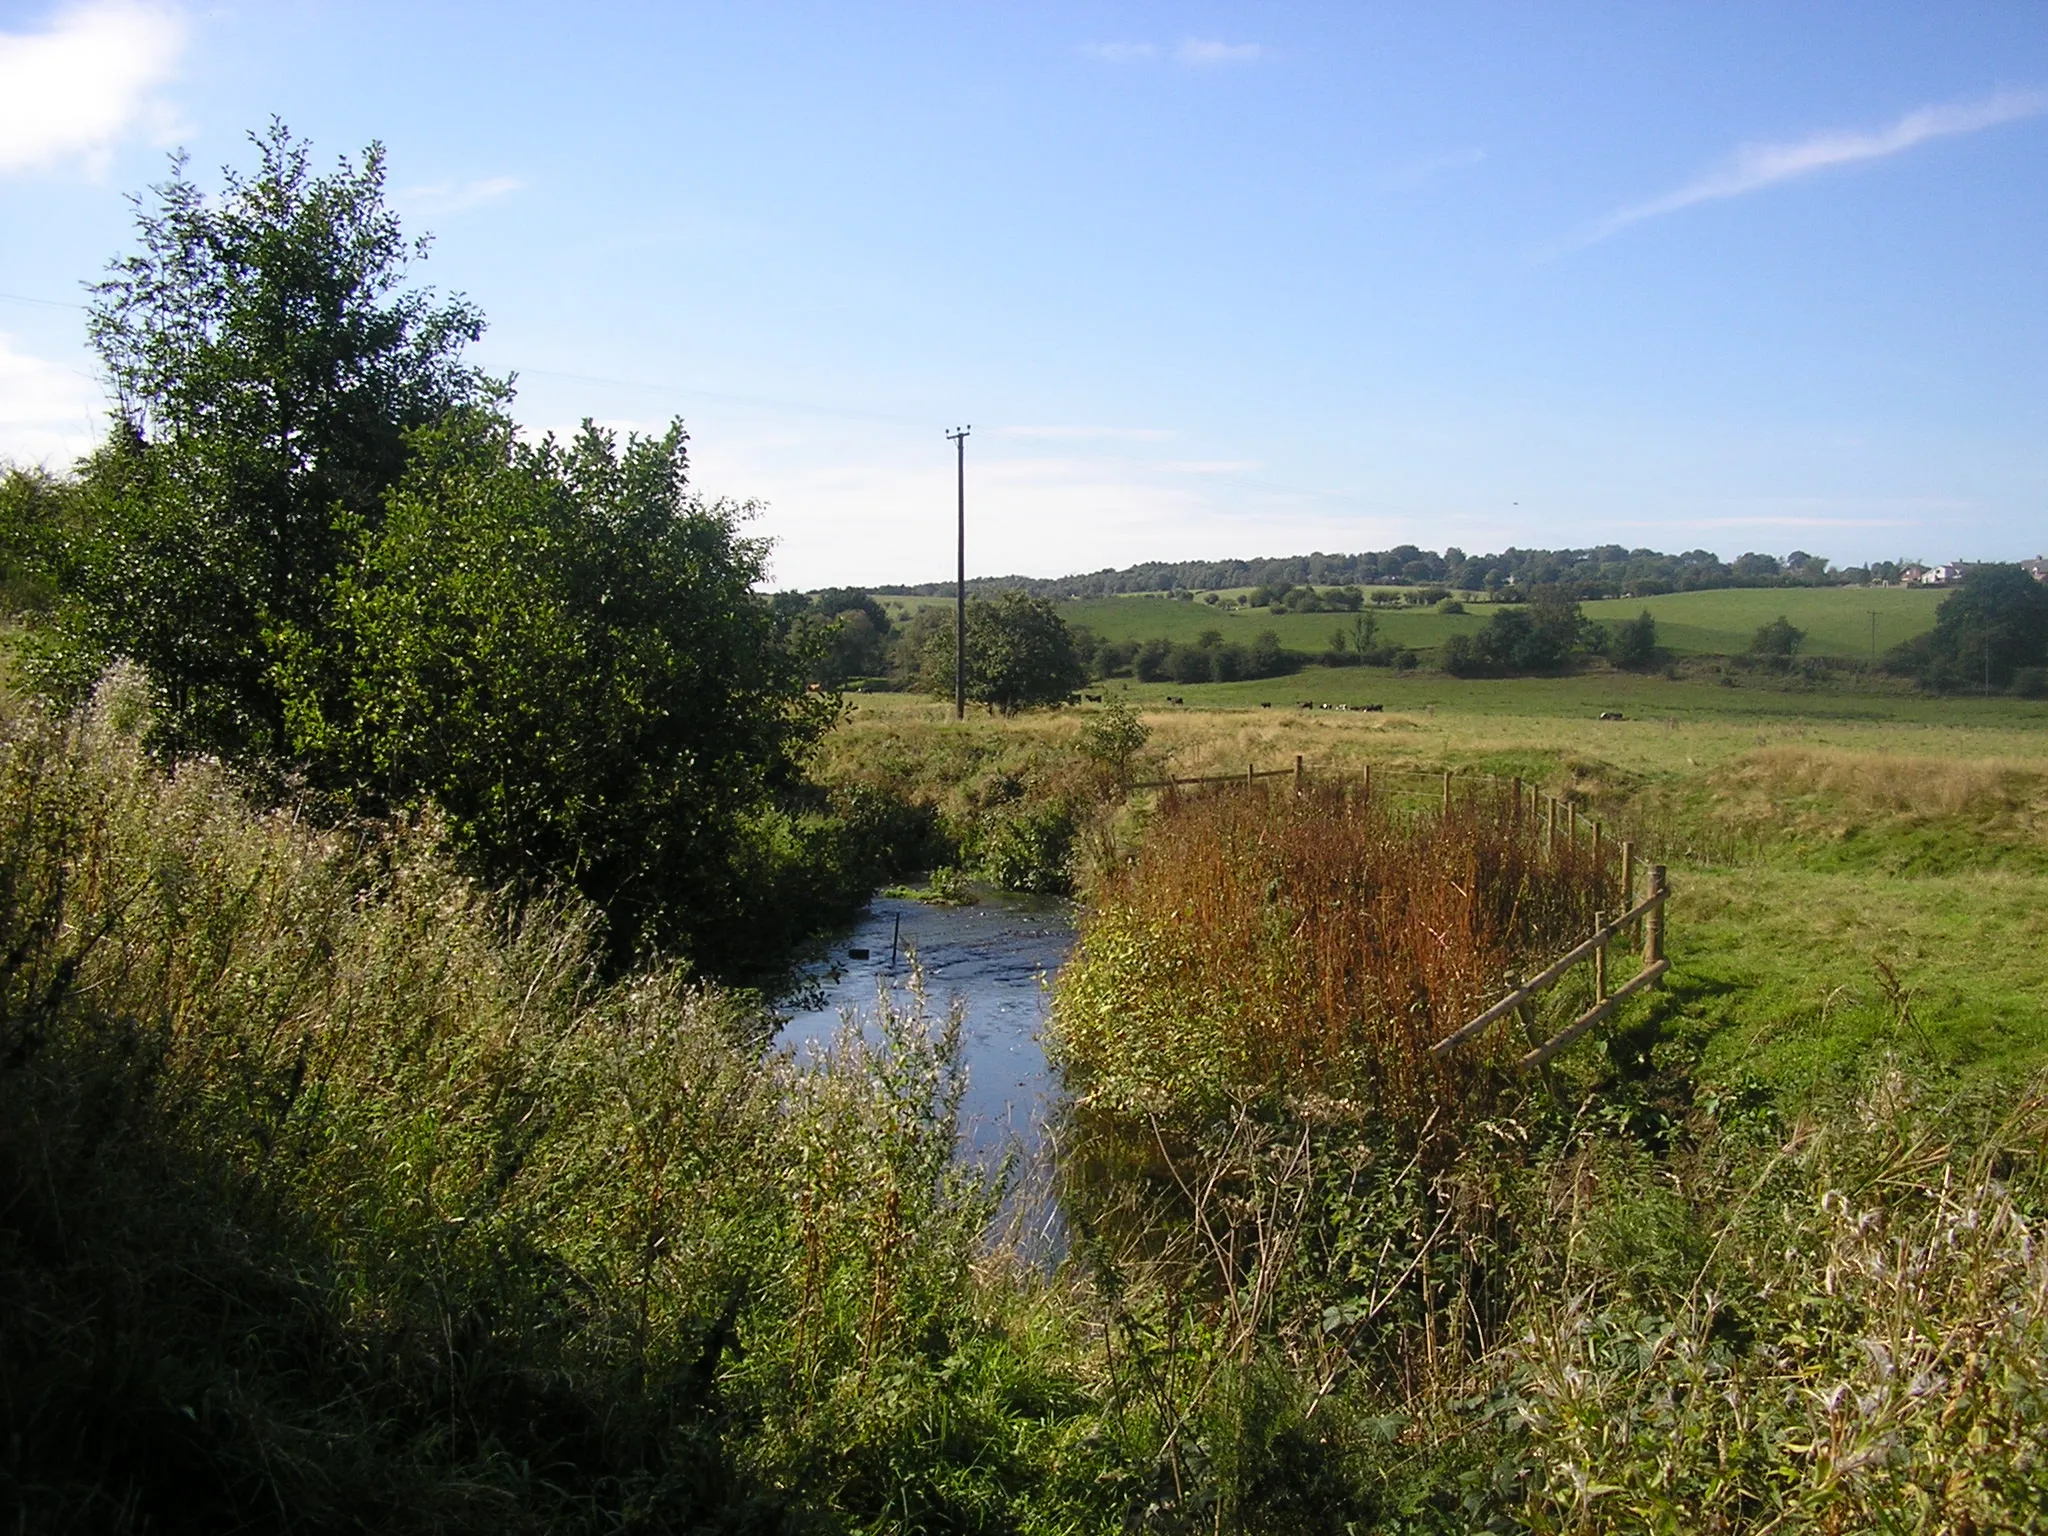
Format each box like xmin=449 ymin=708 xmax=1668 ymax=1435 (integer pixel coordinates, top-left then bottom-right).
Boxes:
xmin=2 ymin=1 xmax=2044 ymax=588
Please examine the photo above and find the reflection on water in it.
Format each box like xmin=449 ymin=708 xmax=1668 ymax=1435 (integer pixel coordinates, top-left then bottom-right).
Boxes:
xmin=776 ymin=890 xmax=1076 ymax=1160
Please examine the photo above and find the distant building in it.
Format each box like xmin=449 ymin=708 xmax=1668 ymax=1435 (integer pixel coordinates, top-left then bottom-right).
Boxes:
xmin=2024 ymin=557 xmax=2048 ymax=585
xmin=1922 ymin=562 xmax=1966 ymax=587
xmin=1898 ymin=564 xmax=1929 ymax=587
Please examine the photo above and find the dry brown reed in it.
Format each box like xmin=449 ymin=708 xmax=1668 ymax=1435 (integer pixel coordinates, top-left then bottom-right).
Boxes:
xmin=1055 ymin=772 xmax=1619 ymax=1132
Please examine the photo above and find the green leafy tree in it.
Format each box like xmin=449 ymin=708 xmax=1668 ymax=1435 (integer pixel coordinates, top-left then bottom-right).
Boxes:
xmin=73 ymin=121 xmax=503 ymax=758
xmin=1605 ymin=609 xmax=1659 ymax=670
xmin=1888 ymin=564 xmax=2048 ymax=690
xmin=917 ymin=591 xmax=1085 ymax=714
xmin=284 ymin=412 xmax=832 ymax=963
xmin=1750 ymin=615 xmax=1806 ymax=661
xmin=0 ymin=466 xmax=79 ymax=615
xmin=1444 ymin=589 xmax=1584 ymax=675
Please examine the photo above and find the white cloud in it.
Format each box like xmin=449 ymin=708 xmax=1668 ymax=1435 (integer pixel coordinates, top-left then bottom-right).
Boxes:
xmin=1081 ymin=41 xmax=1156 ymax=63
xmin=396 ymin=175 xmax=524 ymax=216
xmin=1175 ymin=39 xmax=1264 ymax=67
xmin=0 ymin=1 xmax=186 ymax=177
xmin=0 ymin=333 xmax=106 ymax=466
xmin=1577 ymin=89 xmax=2047 ymax=247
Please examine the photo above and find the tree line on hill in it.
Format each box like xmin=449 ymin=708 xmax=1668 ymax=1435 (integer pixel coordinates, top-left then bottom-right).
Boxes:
xmin=877 ymin=543 xmax=1909 ymax=602
xmin=780 ymin=564 xmax=2048 ymax=699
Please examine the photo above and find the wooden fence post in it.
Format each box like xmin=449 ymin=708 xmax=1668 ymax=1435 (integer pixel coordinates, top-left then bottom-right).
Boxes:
xmin=1566 ymin=800 xmax=1578 ymax=841
xmin=1363 ymin=762 xmax=1372 ymax=803
xmin=1620 ymin=840 xmax=1635 ymax=907
xmin=1545 ymin=796 xmax=1556 ymax=851
xmin=1593 ymin=912 xmax=1608 ymax=1001
xmin=1511 ymin=776 xmax=1523 ymax=828
xmin=1591 ymin=820 xmax=1603 ymax=878
xmin=1442 ymin=769 xmax=1452 ymax=816
xmin=1643 ymin=865 xmax=1667 ymax=965
xmin=1295 ymin=753 xmax=1305 ymax=794
xmin=1247 ymin=761 xmax=1255 ymax=789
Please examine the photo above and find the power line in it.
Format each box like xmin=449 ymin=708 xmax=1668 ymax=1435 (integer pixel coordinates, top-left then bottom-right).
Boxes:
xmin=0 ymin=291 xmax=86 ymax=311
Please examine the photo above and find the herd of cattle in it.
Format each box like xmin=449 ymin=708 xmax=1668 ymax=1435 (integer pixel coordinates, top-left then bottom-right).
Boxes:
xmin=1074 ymin=694 xmax=1626 ymax=722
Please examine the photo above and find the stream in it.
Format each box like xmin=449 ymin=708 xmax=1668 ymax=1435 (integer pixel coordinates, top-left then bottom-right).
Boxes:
xmin=776 ymin=889 xmax=1076 ymax=1159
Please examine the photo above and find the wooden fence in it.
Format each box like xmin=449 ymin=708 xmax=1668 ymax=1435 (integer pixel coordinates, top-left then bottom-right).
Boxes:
xmin=1430 ymin=863 xmax=1669 ymax=1070
xmin=1130 ymin=755 xmax=1674 ymax=1072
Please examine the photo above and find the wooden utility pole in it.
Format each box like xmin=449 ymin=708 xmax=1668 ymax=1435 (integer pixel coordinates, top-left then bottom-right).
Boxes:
xmin=947 ymin=426 xmax=971 ymax=719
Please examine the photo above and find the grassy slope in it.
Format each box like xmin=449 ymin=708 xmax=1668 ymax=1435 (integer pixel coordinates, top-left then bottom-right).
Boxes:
xmin=1579 ymin=583 xmax=1943 ymax=657
xmin=1032 ymin=585 xmax=1941 ymax=659
xmin=843 ymin=689 xmax=2048 ymax=1091
xmin=1016 ymin=585 xmax=1945 ymax=660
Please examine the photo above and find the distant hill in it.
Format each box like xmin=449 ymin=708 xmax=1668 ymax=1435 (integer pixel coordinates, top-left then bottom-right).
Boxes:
xmin=870 ymin=544 xmax=1898 ymax=601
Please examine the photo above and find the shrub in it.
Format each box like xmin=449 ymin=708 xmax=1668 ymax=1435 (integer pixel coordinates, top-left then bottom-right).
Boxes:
xmin=1054 ymin=777 xmax=1616 ymax=1128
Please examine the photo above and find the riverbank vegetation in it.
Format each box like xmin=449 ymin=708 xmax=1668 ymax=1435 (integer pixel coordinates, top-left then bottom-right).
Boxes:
xmin=9 ymin=672 xmax=2048 ymax=1531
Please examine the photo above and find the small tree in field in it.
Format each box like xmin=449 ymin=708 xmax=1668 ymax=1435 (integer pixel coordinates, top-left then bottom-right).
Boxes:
xmin=1606 ymin=609 xmax=1659 ymax=670
xmin=1750 ymin=616 xmax=1806 ymax=663
xmin=918 ymin=591 xmax=1085 ymax=714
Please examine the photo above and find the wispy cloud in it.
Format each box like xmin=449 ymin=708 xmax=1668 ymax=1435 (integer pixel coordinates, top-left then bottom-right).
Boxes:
xmin=0 ymin=1 xmax=186 ymax=177
xmin=1556 ymin=90 xmax=2039 ymax=252
xmin=999 ymin=424 xmax=1175 ymax=442
xmin=1175 ymin=39 xmax=1264 ymax=66
xmin=1569 ymin=89 xmax=2046 ymax=249
xmin=1080 ymin=38 xmax=1266 ymax=67
xmin=397 ymin=175 xmax=523 ymax=215
xmin=1080 ymin=41 xmax=1156 ymax=63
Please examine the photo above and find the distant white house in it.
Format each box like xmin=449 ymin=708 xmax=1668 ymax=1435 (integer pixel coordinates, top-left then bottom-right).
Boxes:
xmin=1898 ymin=564 xmax=1929 ymax=587
xmin=2024 ymin=557 xmax=2048 ymax=584
xmin=1922 ymin=562 xmax=1966 ymax=587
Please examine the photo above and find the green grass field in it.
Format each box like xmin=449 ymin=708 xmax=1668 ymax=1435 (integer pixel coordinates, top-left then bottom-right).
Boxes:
xmin=1580 ymin=584 xmax=1943 ymax=658
xmin=1090 ymin=664 xmax=2048 ymax=725
xmin=879 ymin=582 xmax=1947 ymax=661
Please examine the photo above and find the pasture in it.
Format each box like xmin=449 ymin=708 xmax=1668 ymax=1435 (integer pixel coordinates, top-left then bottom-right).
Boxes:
xmin=842 ymin=685 xmax=2048 ymax=1091
xmin=876 ymin=582 xmax=1948 ymax=662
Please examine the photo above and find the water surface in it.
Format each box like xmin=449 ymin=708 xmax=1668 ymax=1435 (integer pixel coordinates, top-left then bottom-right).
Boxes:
xmin=776 ymin=891 xmax=1076 ymax=1159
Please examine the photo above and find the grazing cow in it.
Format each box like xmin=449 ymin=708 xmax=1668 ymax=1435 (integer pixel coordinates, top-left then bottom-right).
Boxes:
xmin=1083 ymin=692 xmax=1102 ymax=702
xmin=1599 ymin=710 xmax=1625 ymax=721
xmin=1364 ymin=704 xmax=1384 ymax=713
xmin=1260 ymin=701 xmax=1272 ymax=708
xmin=1165 ymin=695 xmax=1184 ymax=705
xmin=1299 ymin=702 xmax=1313 ymax=709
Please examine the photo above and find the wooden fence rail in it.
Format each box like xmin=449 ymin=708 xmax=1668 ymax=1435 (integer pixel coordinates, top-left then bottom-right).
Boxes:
xmin=1431 ymin=864 xmax=1670 ymax=1069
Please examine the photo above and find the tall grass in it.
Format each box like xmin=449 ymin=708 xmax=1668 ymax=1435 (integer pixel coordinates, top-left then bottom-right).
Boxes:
xmin=0 ymin=672 xmax=1077 ymax=1531
xmin=10 ymin=676 xmax=2047 ymax=1530
xmin=1055 ymin=776 xmax=1618 ymax=1127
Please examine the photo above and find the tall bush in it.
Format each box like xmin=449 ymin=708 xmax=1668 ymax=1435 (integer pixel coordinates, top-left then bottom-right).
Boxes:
xmin=280 ymin=411 xmax=832 ymax=966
